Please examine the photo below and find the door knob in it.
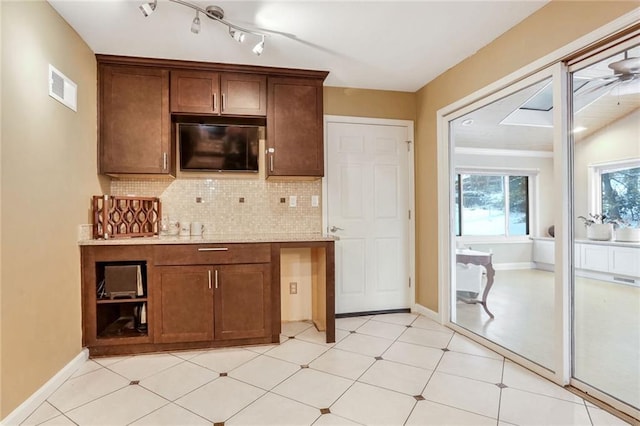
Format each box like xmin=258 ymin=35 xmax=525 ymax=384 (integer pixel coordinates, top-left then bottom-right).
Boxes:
xmin=329 ymin=226 xmax=344 ymax=233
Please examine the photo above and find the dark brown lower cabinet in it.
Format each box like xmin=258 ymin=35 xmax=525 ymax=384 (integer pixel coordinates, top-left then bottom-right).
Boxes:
xmin=215 ymin=264 xmax=271 ymax=340
xmin=81 ymin=241 xmax=333 ymax=356
xmin=155 ymin=266 xmax=214 ymax=343
xmin=155 ymin=263 xmax=271 ymax=345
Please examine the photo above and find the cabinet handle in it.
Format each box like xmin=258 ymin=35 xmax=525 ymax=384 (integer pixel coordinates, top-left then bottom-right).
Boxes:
xmin=213 ymin=93 xmax=217 ymax=111
xmin=197 ymin=247 xmax=228 ymax=252
xmin=163 ymin=152 xmax=168 ymax=170
xmin=267 ymin=148 xmax=275 ymax=172
xmin=222 ymin=93 xmax=226 ymax=112
xmin=215 ymin=269 xmax=219 ymax=289
xmin=208 ymin=270 xmax=212 ymax=289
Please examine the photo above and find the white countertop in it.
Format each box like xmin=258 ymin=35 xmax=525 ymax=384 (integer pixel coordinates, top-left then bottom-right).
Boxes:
xmin=530 ymin=236 xmax=639 ymax=248
xmin=79 ymin=233 xmax=338 ymax=246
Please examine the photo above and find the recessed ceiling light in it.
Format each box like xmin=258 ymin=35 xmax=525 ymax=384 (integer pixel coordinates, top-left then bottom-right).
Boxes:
xmin=461 ymin=119 xmax=474 ymax=126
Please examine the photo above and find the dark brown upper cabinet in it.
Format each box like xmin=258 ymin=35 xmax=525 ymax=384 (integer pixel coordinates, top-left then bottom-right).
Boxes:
xmin=266 ymin=77 xmax=325 ymax=177
xmin=220 ymin=73 xmax=267 ymax=116
xmin=170 ymin=70 xmax=220 ymax=114
xmin=171 ymin=70 xmax=266 ymax=116
xmin=97 ymin=55 xmax=327 ymax=177
xmin=99 ymin=64 xmax=173 ymax=175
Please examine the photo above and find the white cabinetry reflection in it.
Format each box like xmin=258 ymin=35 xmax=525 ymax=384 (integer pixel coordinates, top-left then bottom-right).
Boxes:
xmin=531 ymin=238 xmax=639 ymax=286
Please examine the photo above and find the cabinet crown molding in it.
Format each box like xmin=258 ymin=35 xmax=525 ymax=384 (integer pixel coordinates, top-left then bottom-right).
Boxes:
xmin=96 ymin=54 xmax=329 ymax=81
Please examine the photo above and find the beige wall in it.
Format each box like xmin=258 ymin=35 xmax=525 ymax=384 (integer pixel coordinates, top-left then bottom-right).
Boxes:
xmin=0 ymin=1 xmax=106 ymax=418
xmin=414 ymin=1 xmax=638 ymax=310
xmin=0 ymin=0 xmax=3 ymax=413
xmin=324 ymin=86 xmax=416 ymax=121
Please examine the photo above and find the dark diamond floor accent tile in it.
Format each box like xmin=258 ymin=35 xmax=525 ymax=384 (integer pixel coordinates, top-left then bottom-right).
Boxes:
xmin=496 ymin=383 xmax=508 ymax=389
xmin=350 ymin=330 xmax=357 ymax=334
xmin=413 ymin=395 xmax=425 ymax=401
xmin=301 ymin=364 xmax=309 ymax=369
xmin=320 ymin=408 xmax=331 ymax=415
xmin=214 ymin=422 xmax=224 ymax=426
xmin=129 ymin=380 xmax=140 ymax=385
xmin=441 ymin=348 xmax=450 ymax=352
xmin=219 ymin=372 xmax=228 ymax=377
xmin=374 ymin=356 xmax=383 ymax=361
xmin=289 ymin=336 xmax=296 ymax=339
xmin=406 ymin=325 xmax=413 ymax=328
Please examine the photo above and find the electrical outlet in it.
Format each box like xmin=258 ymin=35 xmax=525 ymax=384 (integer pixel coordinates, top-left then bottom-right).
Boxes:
xmin=289 ymin=282 xmax=298 ymax=294
xmin=289 ymin=195 xmax=297 ymax=207
xmin=311 ymin=195 xmax=319 ymax=207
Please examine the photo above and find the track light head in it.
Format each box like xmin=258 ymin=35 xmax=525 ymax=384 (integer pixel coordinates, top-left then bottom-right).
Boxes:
xmin=252 ymin=36 xmax=265 ymax=56
xmin=139 ymin=0 xmax=157 ymax=17
xmin=191 ymin=11 xmax=201 ymax=34
xmin=139 ymin=1 xmax=267 ymax=55
xmin=229 ymin=29 xmax=245 ymax=43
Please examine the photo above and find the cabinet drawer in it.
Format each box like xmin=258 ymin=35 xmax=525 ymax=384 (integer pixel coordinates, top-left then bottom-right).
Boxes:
xmin=154 ymin=243 xmax=271 ymax=265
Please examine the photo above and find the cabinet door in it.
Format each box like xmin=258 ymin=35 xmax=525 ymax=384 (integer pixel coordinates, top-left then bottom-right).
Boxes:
xmin=100 ymin=65 xmax=171 ymax=174
xmin=609 ymin=247 xmax=640 ymax=277
xmin=171 ymin=70 xmax=220 ymax=114
xmin=155 ymin=266 xmax=214 ymax=343
xmin=214 ymin=264 xmax=271 ymax=340
xmin=267 ymin=77 xmax=324 ymax=177
xmin=221 ymin=73 xmax=267 ymax=116
xmin=580 ymin=244 xmax=609 ymax=272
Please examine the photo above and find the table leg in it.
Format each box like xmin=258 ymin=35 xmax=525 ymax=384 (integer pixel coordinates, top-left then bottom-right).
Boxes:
xmin=479 ymin=262 xmax=495 ymax=318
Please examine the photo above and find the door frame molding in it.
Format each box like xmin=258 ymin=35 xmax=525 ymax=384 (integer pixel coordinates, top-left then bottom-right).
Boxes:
xmin=323 ymin=115 xmax=416 ymax=310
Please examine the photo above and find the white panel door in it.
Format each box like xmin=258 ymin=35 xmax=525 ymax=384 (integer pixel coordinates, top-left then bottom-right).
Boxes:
xmin=327 ymin=122 xmax=410 ymax=314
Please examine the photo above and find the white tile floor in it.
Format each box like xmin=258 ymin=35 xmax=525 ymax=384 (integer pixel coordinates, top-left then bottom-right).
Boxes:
xmin=22 ymin=313 xmax=631 ymax=426
xmin=454 ymin=269 xmax=640 ymax=408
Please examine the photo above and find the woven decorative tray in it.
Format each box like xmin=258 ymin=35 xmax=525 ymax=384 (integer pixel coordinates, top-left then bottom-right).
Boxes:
xmin=92 ymin=195 xmax=161 ymax=239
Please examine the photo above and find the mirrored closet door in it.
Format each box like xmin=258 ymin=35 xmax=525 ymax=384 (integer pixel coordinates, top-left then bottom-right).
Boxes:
xmin=448 ymin=70 xmax=560 ymax=372
xmin=570 ymin=38 xmax=640 ymax=413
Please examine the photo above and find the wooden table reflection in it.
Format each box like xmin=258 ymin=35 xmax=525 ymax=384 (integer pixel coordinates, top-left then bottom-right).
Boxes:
xmin=456 ymin=249 xmax=495 ymax=318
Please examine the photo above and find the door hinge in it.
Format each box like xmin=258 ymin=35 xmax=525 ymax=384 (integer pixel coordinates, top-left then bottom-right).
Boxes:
xmin=406 ymin=140 xmax=412 ymax=152
xmin=408 ymin=210 xmax=411 ymax=220
xmin=409 ymin=277 xmax=411 ymax=288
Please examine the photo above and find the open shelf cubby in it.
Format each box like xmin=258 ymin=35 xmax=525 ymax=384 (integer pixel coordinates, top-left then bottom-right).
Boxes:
xmin=95 ymin=260 xmax=149 ymax=339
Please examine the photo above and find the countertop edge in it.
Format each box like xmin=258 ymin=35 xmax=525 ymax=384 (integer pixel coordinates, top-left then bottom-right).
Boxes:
xmin=79 ymin=234 xmax=338 ymax=246
xmin=530 ymin=236 xmax=639 ymax=247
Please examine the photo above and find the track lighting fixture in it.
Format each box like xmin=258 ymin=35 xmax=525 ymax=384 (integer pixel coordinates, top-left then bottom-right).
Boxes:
xmin=139 ymin=0 xmax=266 ymax=55
xmin=229 ymin=29 xmax=245 ymax=43
xmin=191 ymin=10 xmax=200 ymax=34
xmin=139 ymin=0 xmax=157 ymax=17
xmin=252 ymin=36 xmax=265 ymax=56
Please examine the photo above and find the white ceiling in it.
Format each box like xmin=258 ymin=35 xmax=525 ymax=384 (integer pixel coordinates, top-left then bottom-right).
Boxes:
xmin=48 ymin=0 xmax=549 ymax=92
xmin=452 ymin=45 xmax=640 ymax=152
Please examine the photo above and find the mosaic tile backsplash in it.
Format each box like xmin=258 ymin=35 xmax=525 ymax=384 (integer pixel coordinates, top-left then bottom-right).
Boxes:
xmin=110 ymin=177 xmax=323 ymax=236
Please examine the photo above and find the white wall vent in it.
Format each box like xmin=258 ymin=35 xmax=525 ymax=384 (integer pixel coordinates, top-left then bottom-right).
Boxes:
xmin=49 ymin=64 xmax=77 ymax=112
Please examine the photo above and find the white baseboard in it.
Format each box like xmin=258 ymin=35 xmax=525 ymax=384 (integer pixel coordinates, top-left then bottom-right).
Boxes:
xmin=412 ymin=303 xmax=441 ymax=322
xmin=1 ymin=349 xmax=88 ymax=426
